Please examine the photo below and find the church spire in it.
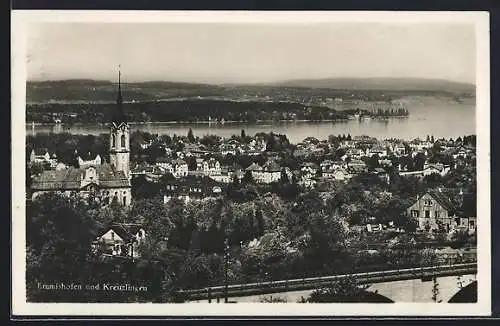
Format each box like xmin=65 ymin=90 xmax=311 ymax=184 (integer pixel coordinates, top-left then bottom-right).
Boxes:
xmin=112 ymin=65 xmax=127 ymax=124
xmin=117 ymin=65 xmax=123 ymax=106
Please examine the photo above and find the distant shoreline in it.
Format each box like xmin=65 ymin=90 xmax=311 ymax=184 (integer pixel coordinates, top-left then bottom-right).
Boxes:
xmin=26 ymin=119 xmax=346 ymax=127
xmin=25 ymin=117 xmax=416 ymax=127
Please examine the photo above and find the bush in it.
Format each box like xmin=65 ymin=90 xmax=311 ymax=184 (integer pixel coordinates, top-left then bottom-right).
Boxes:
xmin=449 ymin=231 xmax=469 ymax=249
xmin=259 ymin=295 xmax=287 ymax=303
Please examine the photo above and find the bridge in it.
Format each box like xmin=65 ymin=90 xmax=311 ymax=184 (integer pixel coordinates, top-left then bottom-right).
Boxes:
xmin=184 ymin=262 xmax=477 ymax=303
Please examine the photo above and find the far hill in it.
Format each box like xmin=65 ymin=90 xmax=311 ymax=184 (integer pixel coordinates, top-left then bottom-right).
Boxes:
xmin=26 ymin=79 xmax=225 ymax=103
xmin=26 ymin=77 xmax=475 ymax=104
xmin=270 ymin=77 xmax=475 ymax=94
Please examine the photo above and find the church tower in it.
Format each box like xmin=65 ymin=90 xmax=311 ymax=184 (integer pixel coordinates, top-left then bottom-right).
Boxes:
xmin=109 ymin=66 xmax=130 ymax=178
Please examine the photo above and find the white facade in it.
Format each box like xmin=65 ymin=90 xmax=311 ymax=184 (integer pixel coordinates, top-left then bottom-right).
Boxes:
xmin=78 ymin=154 xmax=102 ymax=167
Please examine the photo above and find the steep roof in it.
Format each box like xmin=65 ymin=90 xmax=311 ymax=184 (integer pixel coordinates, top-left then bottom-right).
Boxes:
xmin=163 ymin=175 xmax=223 ymax=196
xmin=31 ymin=168 xmax=82 ymax=190
xmin=77 ymin=151 xmax=101 ymax=161
xmin=428 ymin=190 xmax=458 ymax=212
xmin=102 ymin=223 xmax=143 ymax=243
xmin=246 ymin=163 xmax=263 ymax=171
xmin=31 ymin=163 xmax=130 ymax=191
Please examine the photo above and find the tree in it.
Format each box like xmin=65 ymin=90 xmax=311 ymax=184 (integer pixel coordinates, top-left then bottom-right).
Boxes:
xmin=26 ymin=193 xmax=99 ymax=301
xmin=132 ymin=175 xmax=162 ymax=199
xmin=304 ymin=211 xmax=349 ymax=270
xmin=280 ymin=168 xmax=290 ymax=184
xmin=364 ymin=154 xmax=380 ymax=170
xmin=187 ymin=156 xmax=197 ymax=171
xmin=304 ymin=277 xmax=389 ymax=303
xmin=242 ymin=170 xmax=254 ymax=184
xmin=187 ymin=128 xmax=195 ymax=143
xmin=413 ymin=153 xmax=426 ymax=171
xmin=131 ymin=198 xmax=174 ymax=245
xmin=255 ymin=209 xmax=265 ymax=237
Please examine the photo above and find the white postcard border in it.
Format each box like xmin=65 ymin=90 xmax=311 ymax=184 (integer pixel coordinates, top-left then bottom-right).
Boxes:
xmin=11 ymin=10 xmax=491 ymax=317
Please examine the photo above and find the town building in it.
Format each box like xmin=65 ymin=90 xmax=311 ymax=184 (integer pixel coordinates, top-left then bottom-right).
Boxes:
xmin=171 ymin=158 xmax=189 ymax=178
xmin=406 ymin=190 xmax=476 ymax=234
xmin=245 ymin=161 xmax=282 ymax=184
xmin=30 ymin=149 xmax=59 ymax=168
xmin=94 ymin=223 xmax=146 ymax=258
xmin=163 ymin=175 xmax=224 ymax=204
xmin=77 ymin=153 xmax=102 ymax=167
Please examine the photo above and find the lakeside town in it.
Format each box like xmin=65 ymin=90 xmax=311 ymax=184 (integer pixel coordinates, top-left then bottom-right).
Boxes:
xmin=26 ymin=100 xmax=477 ymax=302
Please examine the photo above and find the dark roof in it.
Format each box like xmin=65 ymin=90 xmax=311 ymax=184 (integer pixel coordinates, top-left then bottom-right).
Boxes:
xmin=77 ymin=151 xmax=100 ymax=161
xmin=263 ymin=161 xmax=281 ymax=172
xmin=31 ymin=163 xmax=130 ymax=191
xmin=31 ymin=148 xmax=49 ymax=156
xmin=171 ymin=158 xmax=187 ymax=166
xmin=347 ymin=166 xmax=366 ymax=174
xmin=104 ymin=223 xmax=143 ymax=243
xmin=428 ymin=190 xmax=458 ymax=212
xmin=165 ymin=175 xmax=220 ymax=187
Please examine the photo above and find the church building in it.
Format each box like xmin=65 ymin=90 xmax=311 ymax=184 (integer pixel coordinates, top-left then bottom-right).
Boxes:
xmin=30 ymin=69 xmax=132 ymax=206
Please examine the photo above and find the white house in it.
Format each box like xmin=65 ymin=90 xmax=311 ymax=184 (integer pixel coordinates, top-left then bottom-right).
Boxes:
xmin=202 ymin=158 xmax=221 ymax=176
xmin=171 ymin=158 xmax=189 ymax=178
xmin=261 ymin=161 xmax=282 ymax=184
xmin=77 ymin=154 xmax=102 ymax=168
xmin=367 ymin=145 xmax=388 ymax=158
xmin=95 ymin=224 xmax=146 ymax=259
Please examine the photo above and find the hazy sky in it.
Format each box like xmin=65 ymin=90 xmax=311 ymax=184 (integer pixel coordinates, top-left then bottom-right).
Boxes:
xmin=27 ymin=23 xmax=476 ymax=84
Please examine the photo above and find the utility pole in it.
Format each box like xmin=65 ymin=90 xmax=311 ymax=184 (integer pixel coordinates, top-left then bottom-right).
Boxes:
xmin=224 ymin=237 xmax=229 ymax=303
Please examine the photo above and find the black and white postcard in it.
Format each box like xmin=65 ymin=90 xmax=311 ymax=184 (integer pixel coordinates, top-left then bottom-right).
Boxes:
xmin=11 ymin=10 xmax=491 ymax=317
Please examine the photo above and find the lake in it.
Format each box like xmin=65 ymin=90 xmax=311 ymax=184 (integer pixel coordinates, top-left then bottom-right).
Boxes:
xmin=26 ymin=98 xmax=476 ymax=143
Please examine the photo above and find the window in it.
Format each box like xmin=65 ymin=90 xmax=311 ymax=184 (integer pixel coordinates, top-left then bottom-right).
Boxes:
xmin=424 ymin=199 xmax=432 ymax=206
xmin=411 ymin=210 xmax=420 ymax=218
xmin=469 ymin=220 xmax=475 ymax=228
xmin=455 ymin=218 xmax=460 ymax=225
xmin=121 ymin=134 xmax=126 ymax=148
xmin=425 ymin=210 xmax=430 ymax=218
xmin=112 ymin=134 xmax=116 ymax=148
xmin=434 ymin=211 xmax=440 ymax=218
xmin=123 ymin=196 xmax=127 ymax=206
